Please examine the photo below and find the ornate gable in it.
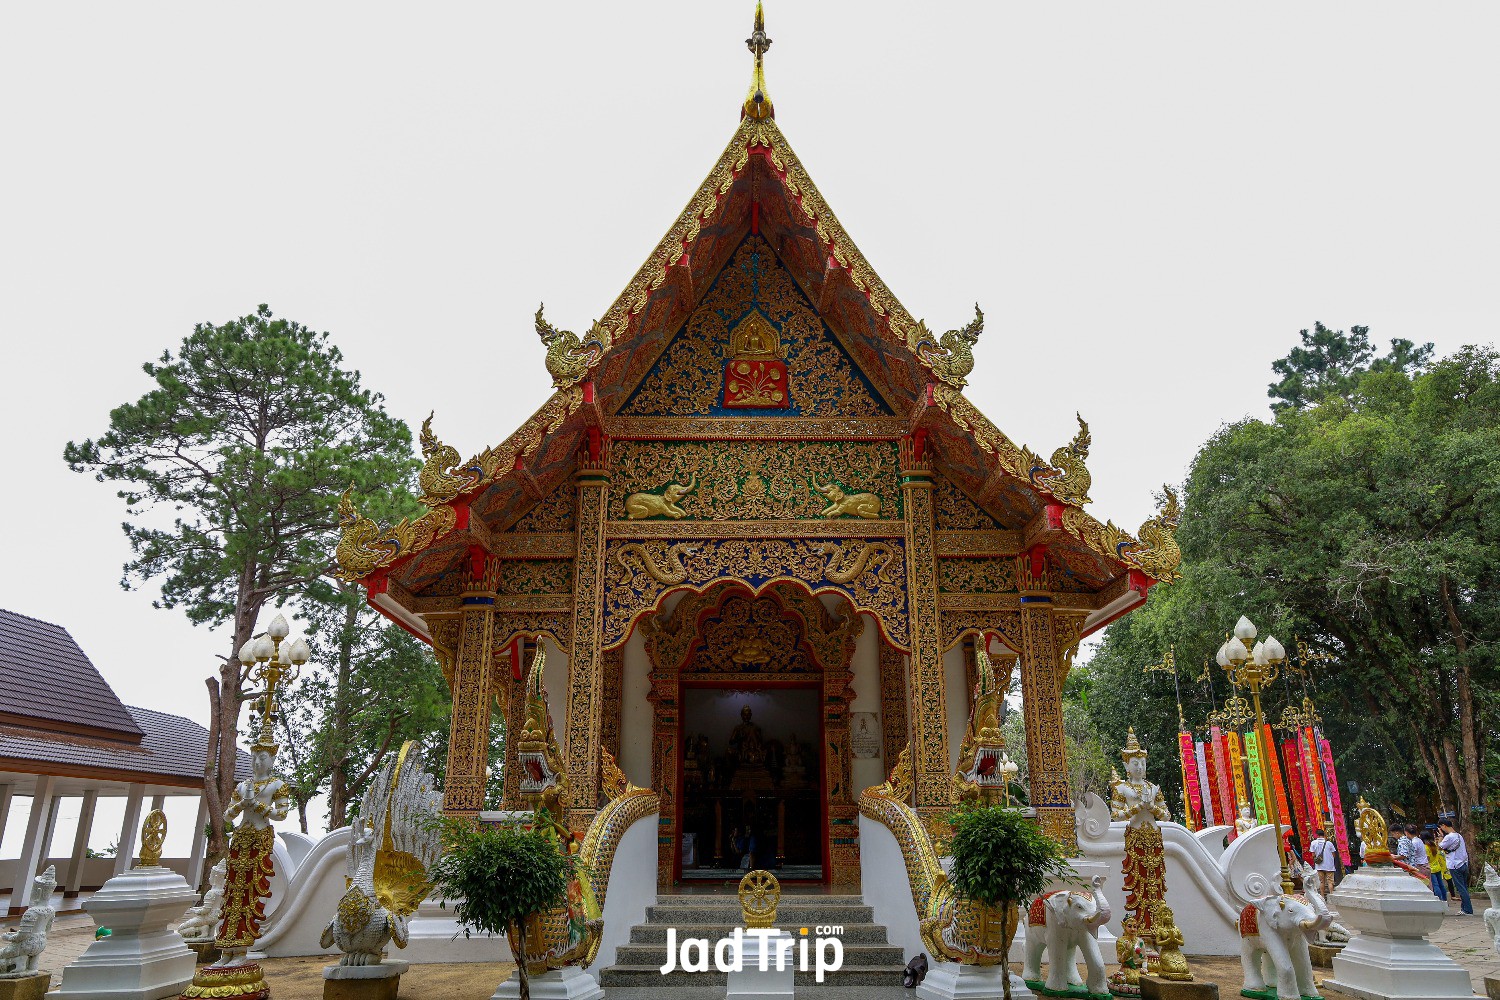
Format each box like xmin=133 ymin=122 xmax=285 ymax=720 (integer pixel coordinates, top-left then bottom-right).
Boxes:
xmin=618 ymin=235 xmax=893 ymax=418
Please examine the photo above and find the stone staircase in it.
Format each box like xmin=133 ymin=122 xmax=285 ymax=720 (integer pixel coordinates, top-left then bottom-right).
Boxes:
xmin=599 ymin=894 xmax=907 ymax=989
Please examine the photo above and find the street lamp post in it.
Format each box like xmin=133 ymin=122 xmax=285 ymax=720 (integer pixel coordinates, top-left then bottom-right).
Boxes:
xmin=1216 ymin=615 xmax=1294 ymax=895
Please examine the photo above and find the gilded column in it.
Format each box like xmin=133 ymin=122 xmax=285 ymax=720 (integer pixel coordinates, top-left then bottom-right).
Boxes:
xmin=443 ymin=558 xmax=499 ymax=817
xmin=899 ymin=436 xmax=950 ymax=820
xmin=500 ymin=640 xmax=529 ymax=810
xmin=1017 ymin=546 xmax=1078 ymax=851
xmin=877 ymin=641 xmax=910 ymax=772
xmin=564 ymin=444 xmax=610 ymax=831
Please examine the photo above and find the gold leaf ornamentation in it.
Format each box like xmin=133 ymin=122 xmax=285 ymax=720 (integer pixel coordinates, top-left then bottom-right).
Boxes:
xmin=536 ymin=304 xmax=606 ymax=390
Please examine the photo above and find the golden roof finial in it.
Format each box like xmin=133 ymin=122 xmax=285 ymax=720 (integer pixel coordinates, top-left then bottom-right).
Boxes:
xmin=743 ymin=2 xmax=774 ymax=120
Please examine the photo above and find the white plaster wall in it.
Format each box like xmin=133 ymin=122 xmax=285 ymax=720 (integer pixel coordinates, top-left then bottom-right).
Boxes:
xmin=540 ymin=635 xmax=569 ymax=754
xmin=859 ymin=814 xmax=923 ymax=962
xmin=942 ymin=645 xmax=968 ymax=773
xmin=846 ymin=610 xmax=885 ymax=795
xmin=589 ymin=809 xmax=660 ymax=978
xmin=618 ymin=625 xmax=653 ymax=790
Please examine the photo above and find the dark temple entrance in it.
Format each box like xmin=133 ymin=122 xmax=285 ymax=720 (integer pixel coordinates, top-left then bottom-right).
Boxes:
xmin=678 ymin=684 xmax=825 ymax=881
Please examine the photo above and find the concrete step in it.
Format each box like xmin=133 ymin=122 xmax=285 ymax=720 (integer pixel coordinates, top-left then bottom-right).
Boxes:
xmin=612 ymin=942 xmax=905 ymax=967
xmin=597 ymin=962 xmax=909 ymax=988
xmin=645 ymin=903 xmax=873 ymax=925
xmin=628 ymin=921 xmax=893 ymax=944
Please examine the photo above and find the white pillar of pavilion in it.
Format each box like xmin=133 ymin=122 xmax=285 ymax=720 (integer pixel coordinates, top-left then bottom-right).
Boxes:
xmin=8 ymin=774 xmax=58 ymax=914
xmin=185 ymin=794 xmax=209 ymax=889
xmin=149 ymin=793 xmax=165 ymax=812
xmin=113 ymin=783 xmax=146 ymax=876
xmin=0 ymin=784 xmax=13 ymax=852
xmin=64 ymin=790 xmax=99 ymax=898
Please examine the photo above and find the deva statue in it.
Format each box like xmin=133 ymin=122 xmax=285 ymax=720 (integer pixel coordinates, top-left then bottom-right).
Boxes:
xmin=1109 ymin=729 xmax=1170 ymax=935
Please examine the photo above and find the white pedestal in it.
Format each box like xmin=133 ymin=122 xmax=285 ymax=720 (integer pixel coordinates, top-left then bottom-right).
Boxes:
xmin=490 ymin=964 xmax=602 ymax=1000
xmin=324 ymin=959 xmax=409 ymax=980
xmin=52 ymin=865 xmax=196 ymax=999
xmin=1323 ymin=864 xmax=1474 ymax=1000
xmin=917 ymin=961 xmax=1034 ymax=999
xmin=728 ymin=929 xmax=795 ymax=1000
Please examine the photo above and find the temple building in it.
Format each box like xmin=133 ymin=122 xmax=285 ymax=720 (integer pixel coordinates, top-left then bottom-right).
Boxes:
xmin=335 ymin=7 xmax=1179 ymax=890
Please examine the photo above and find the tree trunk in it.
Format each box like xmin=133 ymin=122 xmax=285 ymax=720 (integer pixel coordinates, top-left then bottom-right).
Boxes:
xmin=514 ymin=920 xmax=530 ymax=1000
xmin=202 ymin=565 xmax=264 ymax=875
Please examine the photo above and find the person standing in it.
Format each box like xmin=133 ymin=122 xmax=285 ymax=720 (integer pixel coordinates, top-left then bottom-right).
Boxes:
xmin=1395 ymin=824 xmax=1414 ymax=868
xmin=1402 ymin=824 xmax=1430 ymax=879
xmin=1308 ymin=827 xmax=1338 ymax=896
xmin=1422 ymin=830 xmax=1448 ymax=901
xmin=1437 ymin=820 xmax=1473 ymax=915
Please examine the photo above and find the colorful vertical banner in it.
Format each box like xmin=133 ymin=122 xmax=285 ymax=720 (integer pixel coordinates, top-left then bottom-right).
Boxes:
xmin=1282 ymin=740 xmax=1312 ymax=847
xmin=1195 ymin=742 xmax=1215 ymax=826
xmin=1213 ymin=728 xmax=1236 ymax=829
xmin=1204 ymin=737 xmax=1226 ymax=826
xmin=1227 ymin=732 xmax=1251 ymax=831
xmin=1261 ymin=723 xmax=1293 ymax=836
xmin=1319 ymin=736 xmax=1351 ymax=865
xmin=1179 ymin=730 xmax=1203 ymax=827
xmin=1244 ymin=731 xmax=1270 ymax=824
xmin=1301 ymin=728 xmax=1328 ymax=831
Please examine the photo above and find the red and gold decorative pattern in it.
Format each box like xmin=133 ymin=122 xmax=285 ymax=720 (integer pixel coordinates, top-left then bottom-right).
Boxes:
xmin=724 ymin=359 xmax=789 ymax=408
xmin=1122 ymin=823 xmax=1167 ymax=934
xmin=214 ymin=825 xmax=276 ymax=951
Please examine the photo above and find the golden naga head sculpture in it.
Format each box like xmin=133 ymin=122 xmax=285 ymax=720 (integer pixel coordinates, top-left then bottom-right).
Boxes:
xmin=516 ymin=644 xmax=567 ymax=806
xmin=953 ymin=647 xmax=1009 ymax=803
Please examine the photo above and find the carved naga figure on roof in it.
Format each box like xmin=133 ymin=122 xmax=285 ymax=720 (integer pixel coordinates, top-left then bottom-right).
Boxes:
xmin=1034 ymin=414 xmax=1093 ymax=507
xmin=511 ymin=645 xmax=659 ymax=974
xmin=911 ymin=304 xmax=984 ymax=389
xmin=1132 ymin=486 xmax=1182 ymax=582
xmin=535 ymin=304 xmax=606 ymax=390
xmin=858 ymin=649 xmax=1020 ymax=965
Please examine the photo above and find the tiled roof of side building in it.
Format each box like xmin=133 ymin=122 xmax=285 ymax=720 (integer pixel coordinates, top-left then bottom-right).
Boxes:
xmin=0 ymin=608 xmax=143 ymax=739
xmin=0 ymin=706 xmax=249 ymax=785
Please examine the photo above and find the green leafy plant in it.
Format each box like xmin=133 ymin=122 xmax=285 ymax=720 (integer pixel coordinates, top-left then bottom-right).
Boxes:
xmin=946 ymin=805 xmax=1077 ymax=1000
xmin=427 ymin=817 xmax=572 ymax=1000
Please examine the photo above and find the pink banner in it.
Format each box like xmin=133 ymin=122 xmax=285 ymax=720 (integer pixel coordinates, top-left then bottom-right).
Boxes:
xmin=1179 ymin=731 xmax=1203 ymax=827
xmin=1319 ymin=737 xmax=1350 ymax=865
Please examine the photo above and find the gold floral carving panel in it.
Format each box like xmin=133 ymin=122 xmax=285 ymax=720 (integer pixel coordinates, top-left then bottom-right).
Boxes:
xmin=509 ymin=488 xmax=575 ymax=534
xmin=603 ymin=537 xmax=909 ymax=650
xmin=937 ymin=557 xmax=1017 ymax=594
xmin=933 ymin=473 xmax=1003 ymax=530
xmin=610 ymin=439 xmax=902 ymax=522
xmin=498 ymin=560 xmax=574 ymax=595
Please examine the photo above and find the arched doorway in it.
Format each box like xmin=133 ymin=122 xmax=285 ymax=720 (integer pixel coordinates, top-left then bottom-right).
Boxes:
xmin=641 ymin=581 xmax=863 ymax=889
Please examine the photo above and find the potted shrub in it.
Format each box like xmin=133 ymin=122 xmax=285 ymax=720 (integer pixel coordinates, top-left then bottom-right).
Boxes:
xmin=428 ymin=817 xmax=572 ymax=1000
xmin=946 ymin=804 xmax=1077 ymax=1000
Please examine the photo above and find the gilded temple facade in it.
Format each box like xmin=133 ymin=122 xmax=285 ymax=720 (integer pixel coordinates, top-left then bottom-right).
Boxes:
xmin=335 ymin=12 xmax=1179 ymax=890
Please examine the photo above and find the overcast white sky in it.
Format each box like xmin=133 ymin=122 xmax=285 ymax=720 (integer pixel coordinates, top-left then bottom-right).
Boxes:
xmin=1 ymin=3 xmax=1496 ymax=841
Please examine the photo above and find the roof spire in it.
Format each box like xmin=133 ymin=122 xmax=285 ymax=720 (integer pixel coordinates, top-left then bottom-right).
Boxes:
xmin=743 ymin=2 xmax=774 ymax=120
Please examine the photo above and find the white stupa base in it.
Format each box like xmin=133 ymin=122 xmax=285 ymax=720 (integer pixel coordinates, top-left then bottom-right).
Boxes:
xmin=917 ymin=961 xmax=1034 ymax=999
xmin=491 ymin=964 xmax=602 ymax=1000
xmin=324 ymin=959 xmax=409 ymax=980
xmin=53 ymin=865 xmax=197 ymax=999
xmin=1324 ymin=864 xmax=1475 ymax=1000
xmin=727 ymin=929 xmax=794 ymax=999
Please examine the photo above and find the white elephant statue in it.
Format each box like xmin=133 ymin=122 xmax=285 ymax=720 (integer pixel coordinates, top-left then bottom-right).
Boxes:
xmin=1021 ymin=875 xmax=1112 ymax=997
xmin=1238 ymin=893 xmax=1331 ymax=1000
xmin=1290 ymin=858 xmax=1350 ymax=944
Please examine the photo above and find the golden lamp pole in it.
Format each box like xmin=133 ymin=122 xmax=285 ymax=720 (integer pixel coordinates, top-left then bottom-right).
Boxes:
xmin=237 ymin=613 xmax=310 ymax=734
xmin=1215 ymin=615 xmax=1294 ymax=896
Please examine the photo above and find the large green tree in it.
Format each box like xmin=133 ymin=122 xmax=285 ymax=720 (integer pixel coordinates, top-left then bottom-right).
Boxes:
xmin=64 ymin=305 xmax=418 ymax=863
xmin=1087 ymin=335 xmax=1497 ymax=842
xmin=1267 ymin=321 xmax=1433 ymax=412
xmin=277 ymin=580 xmax=450 ymax=831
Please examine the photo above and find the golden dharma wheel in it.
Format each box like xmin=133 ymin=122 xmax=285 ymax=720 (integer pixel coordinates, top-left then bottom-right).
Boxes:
xmin=137 ymin=808 xmax=167 ymax=868
xmin=739 ymin=869 xmax=780 ymax=928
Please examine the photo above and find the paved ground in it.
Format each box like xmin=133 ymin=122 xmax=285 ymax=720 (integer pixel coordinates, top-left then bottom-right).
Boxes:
xmin=19 ymin=907 xmax=1497 ymax=997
